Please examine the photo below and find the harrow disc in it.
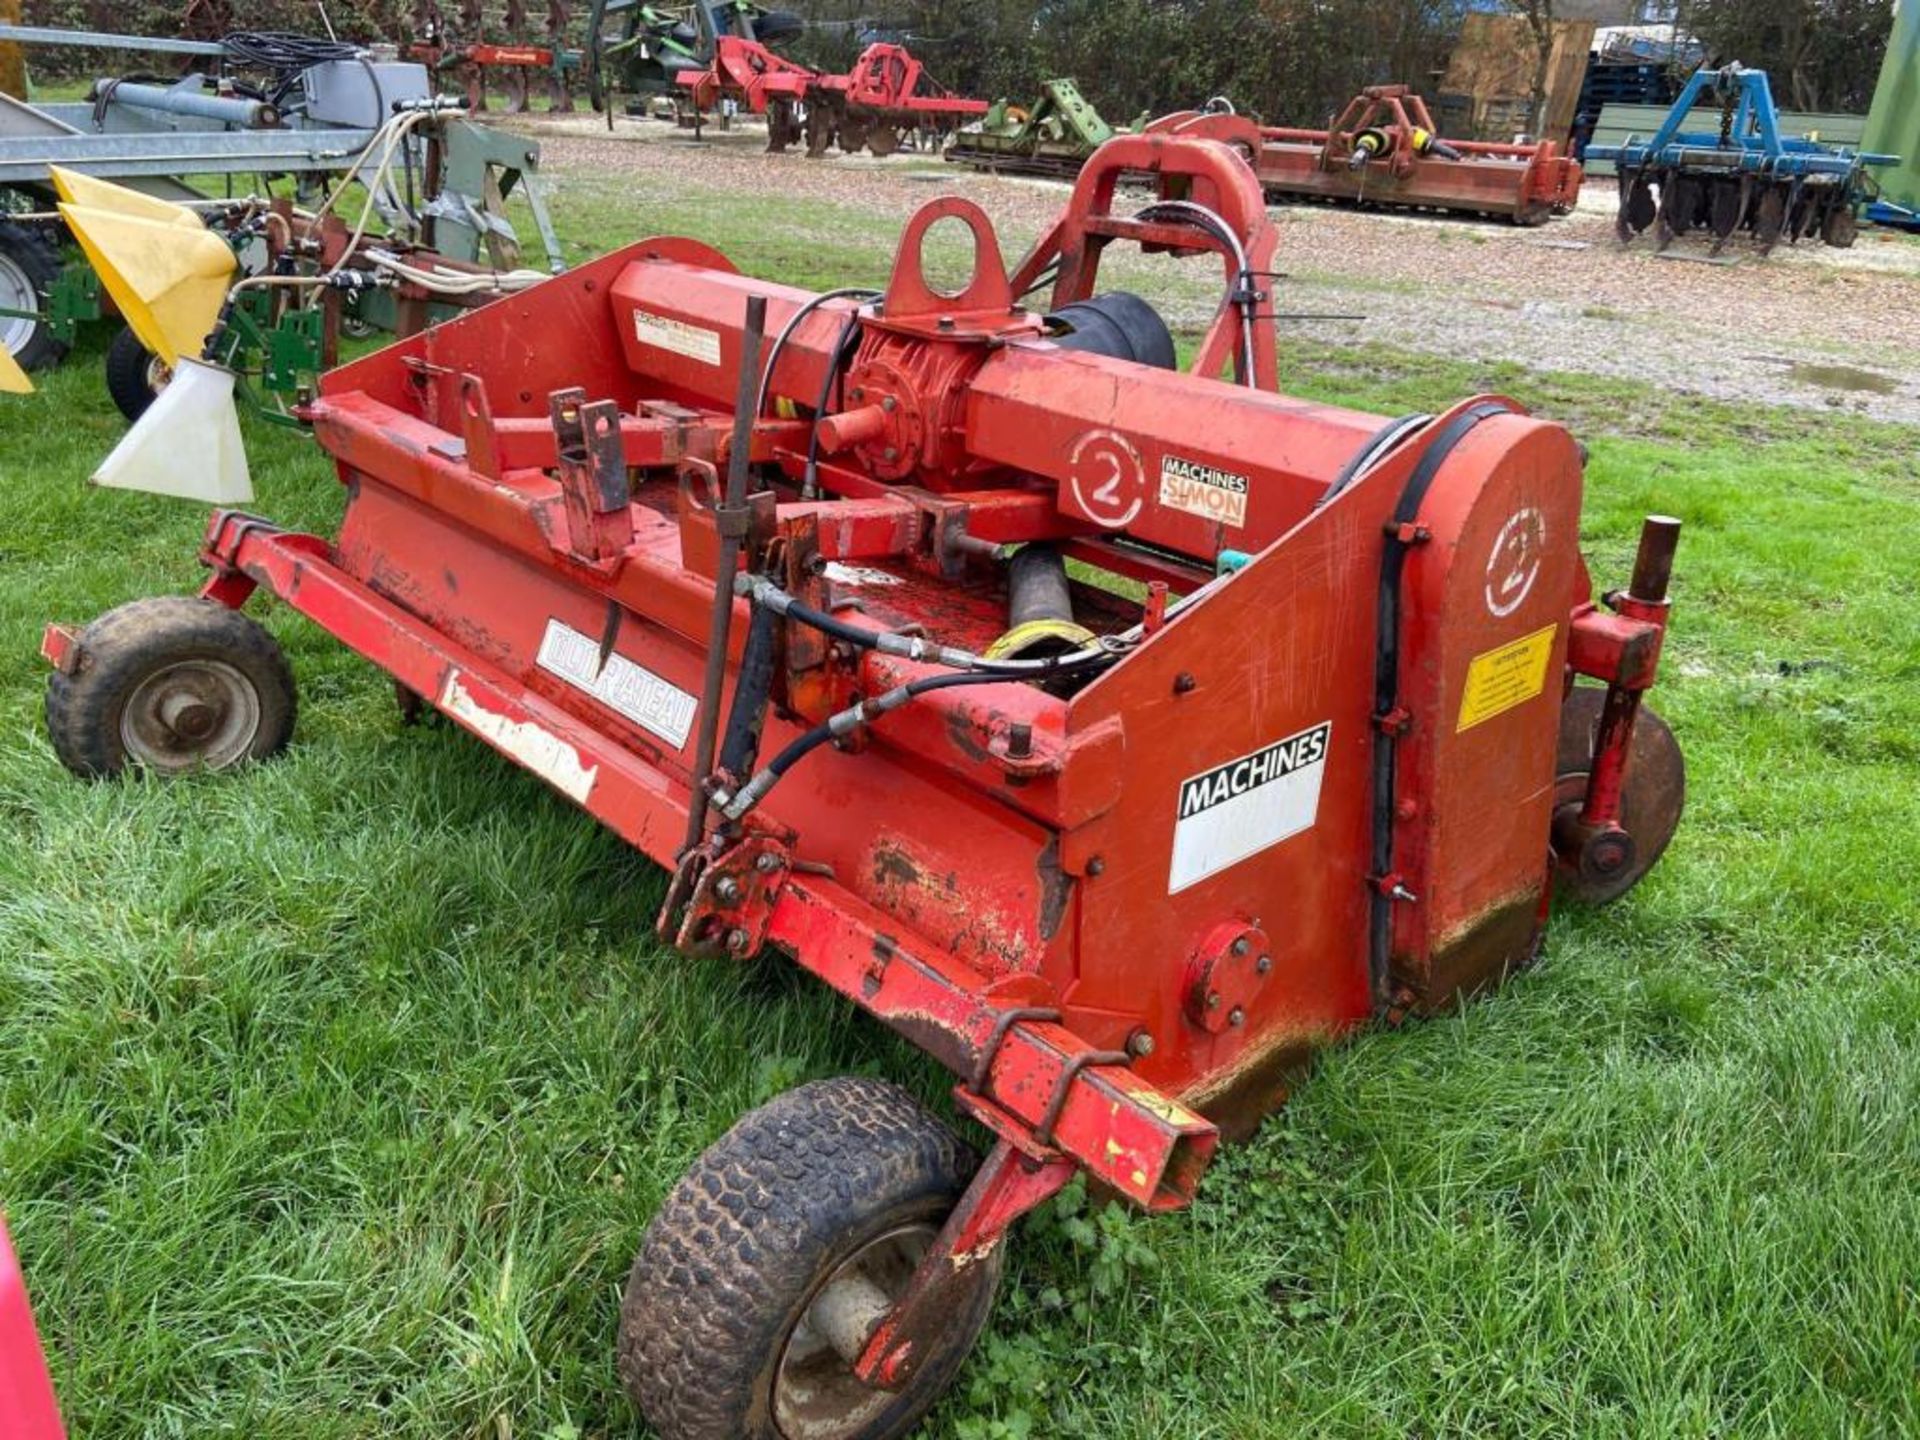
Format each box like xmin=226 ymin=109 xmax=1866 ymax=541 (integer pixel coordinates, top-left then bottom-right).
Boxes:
xmin=1754 ymin=185 xmax=1787 ymax=254
xmin=1616 ymin=172 xmax=1656 ymax=241
xmin=1822 ymin=205 xmax=1858 ymax=248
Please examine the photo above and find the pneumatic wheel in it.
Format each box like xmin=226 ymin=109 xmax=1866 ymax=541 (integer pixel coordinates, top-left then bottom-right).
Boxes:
xmin=0 ymin=219 xmax=67 ymax=374
xmin=105 ymin=324 xmax=170 ymax=423
xmin=619 ymin=1077 xmax=1002 ymax=1440
xmin=45 ymin=597 xmax=296 ymax=780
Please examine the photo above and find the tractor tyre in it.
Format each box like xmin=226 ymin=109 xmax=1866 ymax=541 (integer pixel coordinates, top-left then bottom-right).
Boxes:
xmin=0 ymin=219 xmax=67 ymax=374
xmin=45 ymin=596 xmax=296 ymax=780
xmin=618 ymin=1077 xmax=1002 ymax=1440
xmin=104 ymin=324 xmax=170 ymax=423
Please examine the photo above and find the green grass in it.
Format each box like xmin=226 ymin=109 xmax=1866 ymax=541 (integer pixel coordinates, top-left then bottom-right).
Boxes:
xmin=4 ymin=169 xmax=1920 ymax=1440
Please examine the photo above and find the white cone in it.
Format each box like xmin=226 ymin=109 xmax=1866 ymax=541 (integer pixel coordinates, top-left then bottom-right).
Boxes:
xmin=92 ymin=357 xmax=252 ymax=504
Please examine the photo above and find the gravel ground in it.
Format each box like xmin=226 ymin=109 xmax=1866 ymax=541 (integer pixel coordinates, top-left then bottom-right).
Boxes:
xmin=512 ymin=114 xmax=1920 ymax=425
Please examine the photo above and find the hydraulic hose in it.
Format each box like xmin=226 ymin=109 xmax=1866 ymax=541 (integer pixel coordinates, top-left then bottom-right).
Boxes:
xmin=717 ymin=669 xmax=1008 ymax=821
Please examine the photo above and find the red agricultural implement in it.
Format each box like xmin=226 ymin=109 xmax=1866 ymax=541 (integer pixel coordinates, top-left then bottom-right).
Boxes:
xmin=679 ymin=36 xmax=990 ymax=156
xmin=42 ymin=132 xmax=1682 ymax=1437
xmin=1153 ymin=85 xmax=1584 ymax=225
xmin=0 ymin=1221 xmax=66 ymax=1440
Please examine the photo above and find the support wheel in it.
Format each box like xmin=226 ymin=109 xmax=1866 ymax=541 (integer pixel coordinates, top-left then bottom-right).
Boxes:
xmin=1552 ymin=685 xmax=1685 ymax=905
xmin=45 ymin=597 xmax=296 ymax=780
xmin=104 ymin=324 xmax=170 ymax=423
xmin=619 ymin=1077 xmax=1002 ymax=1440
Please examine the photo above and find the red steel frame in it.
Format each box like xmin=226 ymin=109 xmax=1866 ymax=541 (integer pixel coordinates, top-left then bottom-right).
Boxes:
xmin=41 ymin=132 xmax=1669 ymax=1388
xmin=678 ymin=36 xmax=987 ymax=123
xmin=1150 ymin=85 xmax=1583 ymax=223
xmin=0 ymin=1221 xmax=65 ymax=1440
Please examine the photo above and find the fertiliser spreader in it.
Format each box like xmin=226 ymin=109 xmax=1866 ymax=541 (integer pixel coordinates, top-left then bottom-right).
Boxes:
xmin=42 ymin=134 xmax=1684 ymax=1437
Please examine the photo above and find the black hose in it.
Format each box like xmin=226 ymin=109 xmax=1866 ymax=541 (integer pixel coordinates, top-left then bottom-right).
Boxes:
xmin=723 ymin=669 xmax=1019 ymax=821
xmin=775 ymin=589 xmax=1114 ymax=679
xmin=801 ymin=311 xmax=865 ymax=499
xmin=222 ymin=32 xmax=365 ymax=107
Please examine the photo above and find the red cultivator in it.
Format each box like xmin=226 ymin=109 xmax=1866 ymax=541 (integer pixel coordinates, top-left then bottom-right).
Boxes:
xmin=1153 ymin=85 xmax=1584 ymax=225
xmin=679 ymin=36 xmax=989 ymax=156
xmin=42 ymin=132 xmax=1681 ymax=1437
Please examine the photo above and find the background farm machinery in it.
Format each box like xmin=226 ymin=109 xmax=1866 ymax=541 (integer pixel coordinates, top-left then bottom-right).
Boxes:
xmin=1150 ymin=85 xmax=1583 ymax=224
xmin=0 ymin=26 xmax=560 ymax=412
xmin=945 ymin=78 xmax=1135 ymax=179
xmin=39 ymin=129 xmax=1683 ymax=1437
xmin=1589 ymin=64 xmax=1899 ymax=255
xmin=678 ymin=35 xmax=989 ymax=155
xmin=581 ymin=0 xmax=802 ymax=117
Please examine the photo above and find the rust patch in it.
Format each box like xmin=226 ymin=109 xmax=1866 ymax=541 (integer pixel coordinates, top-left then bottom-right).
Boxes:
xmin=945 ymin=706 xmax=991 ymax=763
xmin=1184 ymin=1029 xmax=1327 ymax=1144
xmin=873 ymin=843 xmax=922 ymax=890
xmin=879 ymin=1005 xmax=973 ymax=1074
xmin=1035 ymin=836 xmax=1071 ymax=942
xmin=1399 ymin=888 xmax=1543 ymax=1016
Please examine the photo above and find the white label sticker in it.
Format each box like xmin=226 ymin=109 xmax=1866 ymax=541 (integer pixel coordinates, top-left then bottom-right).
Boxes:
xmin=536 ymin=619 xmax=697 ymax=748
xmin=1158 ymin=455 xmax=1249 ymax=528
xmin=822 ymin=561 xmax=906 ymax=587
xmin=632 ymin=310 xmax=723 ymax=366
xmin=1169 ymin=721 xmax=1331 ymax=893
xmin=440 ymin=671 xmax=599 ymax=804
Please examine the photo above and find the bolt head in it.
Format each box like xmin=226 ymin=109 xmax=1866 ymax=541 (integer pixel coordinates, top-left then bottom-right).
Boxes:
xmin=1228 ymin=1006 xmax=1245 ymax=1027
xmin=755 ymin=852 xmax=782 ymax=874
xmin=1231 ymin=936 xmax=1250 ymax=957
xmin=725 ymin=927 xmax=752 ymax=954
xmin=714 ymin=877 xmax=741 ymax=904
xmin=1086 ymin=856 xmax=1105 ymax=877
xmin=1206 ymin=990 xmax=1222 ymax=1009
xmin=1128 ymin=1029 xmax=1156 ymax=1058
xmin=1256 ymin=954 xmax=1272 ymax=975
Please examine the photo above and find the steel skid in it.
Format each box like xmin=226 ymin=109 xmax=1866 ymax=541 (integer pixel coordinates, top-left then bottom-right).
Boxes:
xmin=45 ymin=131 xmax=1681 ymax=1432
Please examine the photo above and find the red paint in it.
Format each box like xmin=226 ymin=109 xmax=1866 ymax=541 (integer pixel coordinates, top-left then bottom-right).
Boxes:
xmin=77 ymin=135 xmax=1675 ymax=1353
xmin=0 ymin=1221 xmax=66 ymax=1440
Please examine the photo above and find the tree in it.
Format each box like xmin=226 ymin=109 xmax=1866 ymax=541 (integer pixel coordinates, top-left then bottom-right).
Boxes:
xmin=1679 ymin=0 xmax=1893 ymax=112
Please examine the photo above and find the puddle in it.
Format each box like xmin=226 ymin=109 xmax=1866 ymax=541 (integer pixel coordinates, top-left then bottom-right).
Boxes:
xmin=1788 ymin=362 xmax=1899 ymax=394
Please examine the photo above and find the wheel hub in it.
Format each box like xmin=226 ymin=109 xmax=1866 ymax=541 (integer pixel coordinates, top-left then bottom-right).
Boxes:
xmin=1552 ymin=687 xmax=1685 ymax=905
xmin=0 ymin=251 xmax=38 ymax=357
xmin=121 ymin=659 xmax=262 ymax=771
xmin=773 ymin=1222 xmax=935 ymax=1440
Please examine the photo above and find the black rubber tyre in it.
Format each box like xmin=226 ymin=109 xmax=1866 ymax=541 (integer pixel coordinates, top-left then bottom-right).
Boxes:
xmin=104 ymin=323 xmax=170 ymax=423
xmin=45 ymin=596 xmax=296 ymax=780
xmin=0 ymin=219 xmax=68 ymax=373
xmin=619 ymin=1077 xmax=1001 ymax=1440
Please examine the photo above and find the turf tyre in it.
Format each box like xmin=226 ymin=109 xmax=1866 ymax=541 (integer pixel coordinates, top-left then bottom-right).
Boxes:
xmin=45 ymin=596 xmax=296 ymax=779
xmin=618 ymin=1076 xmax=1001 ymax=1440
xmin=104 ymin=323 xmax=169 ymax=422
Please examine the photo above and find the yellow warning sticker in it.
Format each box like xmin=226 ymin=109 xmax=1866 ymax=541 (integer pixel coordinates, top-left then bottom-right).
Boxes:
xmin=1457 ymin=623 xmax=1558 ymax=732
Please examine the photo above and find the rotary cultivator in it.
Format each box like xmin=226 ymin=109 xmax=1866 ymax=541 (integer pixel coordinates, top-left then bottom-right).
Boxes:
xmin=41 ymin=132 xmax=1684 ymax=1439
xmin=1151 ymin=86 xmax=1584 ymax=225
xmin=944 ymin=79 xmax=1128 ymax=179
xmin=1588 ymin=64 xmax=1899 ymax=256
xmin=679 ymin=36 xmax=989 ymax=156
